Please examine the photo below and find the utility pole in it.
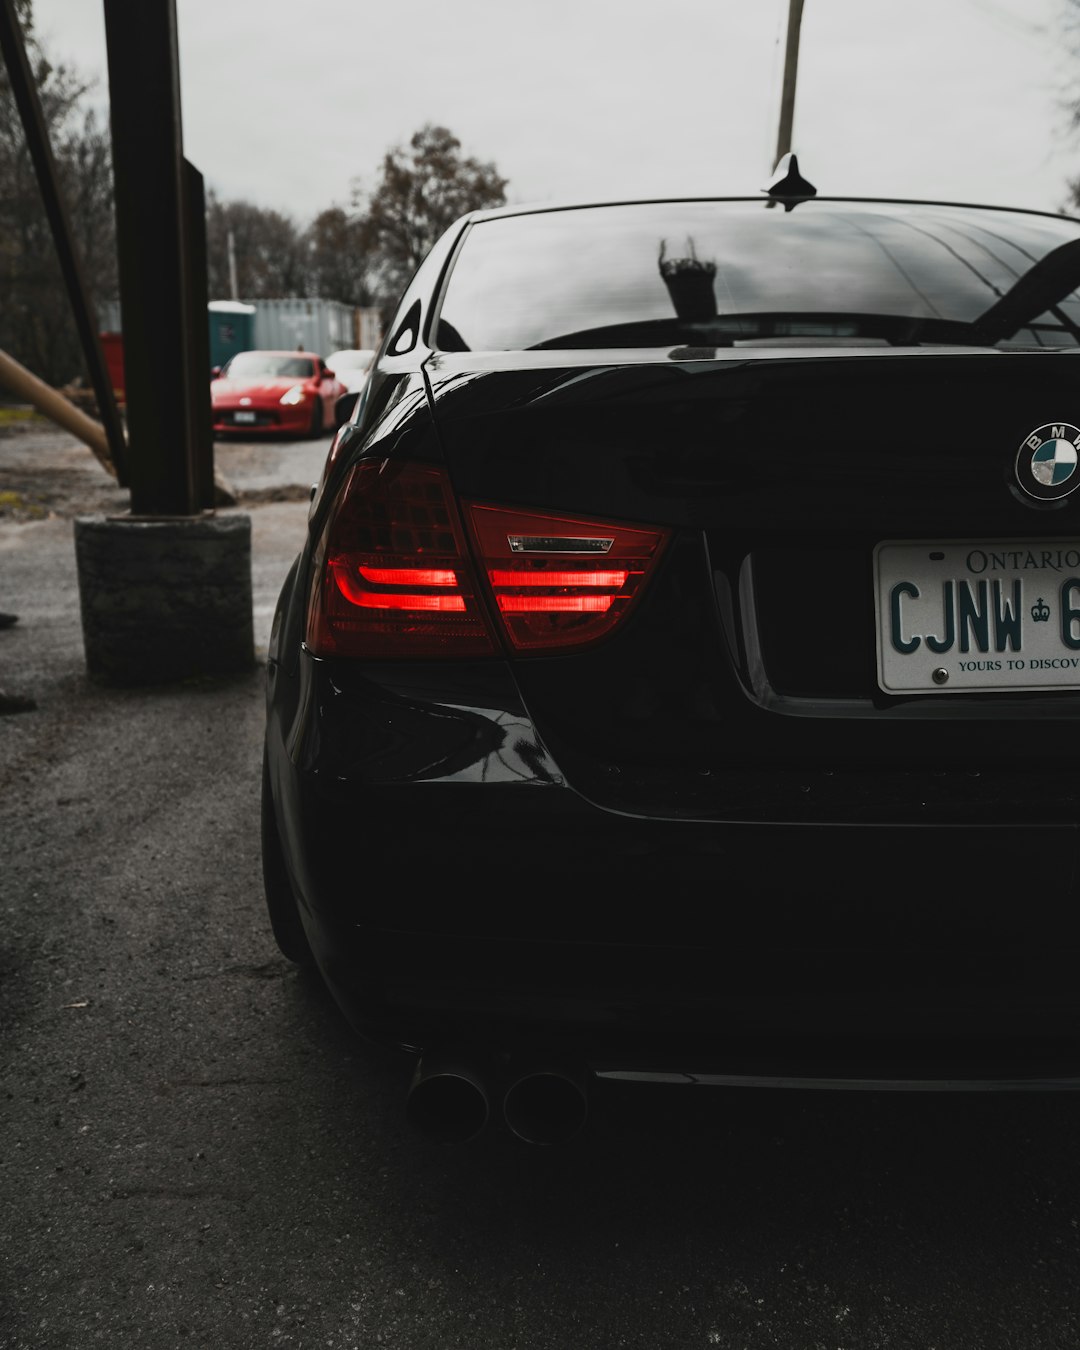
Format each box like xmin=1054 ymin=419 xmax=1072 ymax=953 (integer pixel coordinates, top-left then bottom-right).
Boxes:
xmin=773 ymin=0 xmax=806 ymax=170
xmin=227 ymin=229 xmax=239 ymax=301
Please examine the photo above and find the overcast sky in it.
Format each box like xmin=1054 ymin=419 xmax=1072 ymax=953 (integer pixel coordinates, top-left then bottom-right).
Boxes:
xmin=27 ymin=0 xmax=1080 ymax=219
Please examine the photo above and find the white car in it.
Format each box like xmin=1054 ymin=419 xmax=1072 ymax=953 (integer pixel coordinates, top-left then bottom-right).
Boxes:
xmin=325 ymin=348 xmax=375 ymax=395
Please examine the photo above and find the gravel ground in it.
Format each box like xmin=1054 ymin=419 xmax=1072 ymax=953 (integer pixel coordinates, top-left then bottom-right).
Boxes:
xmin=0 ymin=419 xmax=329 ymax=523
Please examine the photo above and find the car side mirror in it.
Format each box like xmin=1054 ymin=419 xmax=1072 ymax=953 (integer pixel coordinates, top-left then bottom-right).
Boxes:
xmin=334 ymin=391 xmax=360 ymax=427
xmin=322 ymin=368 xmax=335 ymax=381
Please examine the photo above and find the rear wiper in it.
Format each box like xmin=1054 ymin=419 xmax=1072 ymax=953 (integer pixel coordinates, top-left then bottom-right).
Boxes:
xmin=529 ymin=318 xmax=733 ymax=350
xmin=528 ymin=312 xmax=987 ymax=351
xmin=971 ymin=237 xmax=1080 ymax=345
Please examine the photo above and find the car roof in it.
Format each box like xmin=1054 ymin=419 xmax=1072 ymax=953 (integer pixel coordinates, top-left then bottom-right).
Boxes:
xmin=463 ymin=195 xmax=1080 ymax=227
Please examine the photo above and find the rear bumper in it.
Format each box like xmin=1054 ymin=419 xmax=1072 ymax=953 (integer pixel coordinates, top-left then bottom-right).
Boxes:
xmin=300 ymin=874 xmax=1080 ymax=1068
xmin=266 ymin=650 xmax=1080 ymax=1076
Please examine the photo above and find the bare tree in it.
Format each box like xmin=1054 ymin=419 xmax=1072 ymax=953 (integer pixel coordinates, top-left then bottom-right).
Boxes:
xmin=205 ymin=194 xmax=307 ymax=300
xmin=304 ymin=205 xmax=372 ymax=305
xmin=2 ymin=24 xmax=509 ymax=387
xmin=354 ymin=123 xmax=508 ymax=315
xmin=0 ymin=0 xmax=117 ymax=388
xmin=1052 ymin=0 xmax=1080 ymax=209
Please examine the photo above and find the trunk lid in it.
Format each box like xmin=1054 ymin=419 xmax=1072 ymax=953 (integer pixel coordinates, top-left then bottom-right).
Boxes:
xmin=426 ymin=348 xmax=1080 ymax=818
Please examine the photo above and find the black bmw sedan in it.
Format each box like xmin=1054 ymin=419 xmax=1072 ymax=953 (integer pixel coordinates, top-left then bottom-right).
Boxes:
xmin=262 ymin=186 xmax=1080 ymax=1140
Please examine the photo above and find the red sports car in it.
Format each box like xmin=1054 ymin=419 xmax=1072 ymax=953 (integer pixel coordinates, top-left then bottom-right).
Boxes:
xmin=211 ymin=350 xmax=346 ymax=436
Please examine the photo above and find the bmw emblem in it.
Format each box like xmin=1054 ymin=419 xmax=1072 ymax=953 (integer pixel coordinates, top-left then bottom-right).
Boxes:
xmin=1016 ymin=423 xmax=1080 ymax=502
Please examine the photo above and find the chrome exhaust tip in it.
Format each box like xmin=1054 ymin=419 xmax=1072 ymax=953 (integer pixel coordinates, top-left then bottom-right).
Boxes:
xmin=405 ymin=1053 xmax=491 ymax=1144
xmin=502 ymin=1062 xmax=589 ymax=1146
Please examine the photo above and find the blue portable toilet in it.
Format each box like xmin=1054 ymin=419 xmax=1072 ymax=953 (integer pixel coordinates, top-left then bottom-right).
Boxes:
xmin=208 ymin=301 xmax=256 ymax=371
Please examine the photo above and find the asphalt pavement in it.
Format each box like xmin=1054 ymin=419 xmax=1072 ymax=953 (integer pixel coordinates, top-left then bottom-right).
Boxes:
xmin=4 ymin=425 xmax=1080 ymax=1349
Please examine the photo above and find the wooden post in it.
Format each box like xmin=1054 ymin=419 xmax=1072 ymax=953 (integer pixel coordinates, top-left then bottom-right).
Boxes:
xmin=0 ymin=347 xmax=117 ymax=476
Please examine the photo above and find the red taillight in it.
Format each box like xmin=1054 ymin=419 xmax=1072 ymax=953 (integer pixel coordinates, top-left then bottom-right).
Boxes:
xmin=466 ymin=503 xmax=669 ymax=652
xmin=357 ymin=566 xmax=458 ymax=586
xmin=305 ymin=461 xmax=496 ymax=658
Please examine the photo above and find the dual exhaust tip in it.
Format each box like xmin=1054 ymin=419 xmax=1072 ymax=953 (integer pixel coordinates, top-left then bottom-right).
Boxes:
xmin=406 ymin=1053 xmax=589 ymax=1146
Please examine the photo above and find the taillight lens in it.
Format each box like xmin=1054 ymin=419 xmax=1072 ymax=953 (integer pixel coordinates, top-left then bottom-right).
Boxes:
xmin=305 ymin=460 xmax=496 ymax=658
xmin=466 ymin=502 xmax=669 ymax=652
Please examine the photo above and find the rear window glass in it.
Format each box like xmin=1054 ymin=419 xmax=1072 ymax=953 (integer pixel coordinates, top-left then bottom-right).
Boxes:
xmin=226 ymin=353 xmax=315 ymax=378
xmin=435 ymin=201 xmax=1080 ymax=353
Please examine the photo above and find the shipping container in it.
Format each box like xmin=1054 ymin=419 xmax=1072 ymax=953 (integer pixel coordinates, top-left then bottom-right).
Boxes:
xmin=250 ymin=297 xmax=356 ymax=357
xmin=98 ymin=300 xmax=122 ymax=334
xmin=356 ymin=306 xmax=383 ymax=351
xmin=96 ymin=297 xmax=381 ymax=388
xmin=98 ymin=300 xmax=125 ymax=397
xmin=100 ymin=332 xmax=125 ymax=399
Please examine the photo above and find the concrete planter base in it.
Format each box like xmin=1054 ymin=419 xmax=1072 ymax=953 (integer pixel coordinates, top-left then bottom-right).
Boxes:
xmin=74 ymin=512 xmax=254 ymax=684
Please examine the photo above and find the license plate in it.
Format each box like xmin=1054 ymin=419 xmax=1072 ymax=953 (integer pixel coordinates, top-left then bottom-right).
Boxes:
xmin=874 ymin=539 xmax=1080 ymax=693
xmin=233 ymin=410 xmax=256 ymax=424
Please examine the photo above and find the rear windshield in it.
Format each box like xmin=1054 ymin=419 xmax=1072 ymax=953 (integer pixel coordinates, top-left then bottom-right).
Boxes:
xmin=226 ymin=353 xmax=315 ymax=378
xmin=435 ymin=200 xmax=1080 ymax=353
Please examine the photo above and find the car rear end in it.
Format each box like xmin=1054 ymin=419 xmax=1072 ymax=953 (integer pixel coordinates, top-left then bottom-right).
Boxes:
xmin=266 ymin=198 xmax=1080 ymax=1084
xmin=212 ymin=351 xmax=322 ymax=434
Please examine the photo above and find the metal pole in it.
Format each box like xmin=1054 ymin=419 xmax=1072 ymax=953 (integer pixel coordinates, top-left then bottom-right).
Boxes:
xmin=227 ymin=229 xmax=239 ymax=302
xmin=0 ymin=0 xmax=129 ymax=484
xmin=773 ymin=0 xmax=806 ymax=170
xmin=183 ymin=159 xmax=215 ymax=511
xmin=102 ymin=0 xmax=196 ymax=516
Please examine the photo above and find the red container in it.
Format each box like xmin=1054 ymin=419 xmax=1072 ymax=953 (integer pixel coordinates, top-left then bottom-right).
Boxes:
xmin=99 ymin=332 xmax=125 ymax=402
